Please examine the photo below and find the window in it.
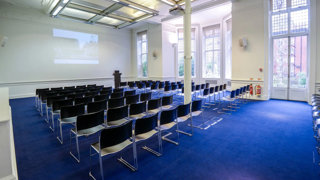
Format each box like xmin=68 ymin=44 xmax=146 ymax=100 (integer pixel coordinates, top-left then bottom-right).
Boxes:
xmin=224 ymin=19 xmax=232 ymax=79
xmin=202 ymin=25 xmax=220 ymax=78
xmin=271 ymin=0 xmax=309 ymax=36
xmin=137 ymin=31 xmax=148 ymax=77
xmin=177 ymin=28 xmax=196 ymax=77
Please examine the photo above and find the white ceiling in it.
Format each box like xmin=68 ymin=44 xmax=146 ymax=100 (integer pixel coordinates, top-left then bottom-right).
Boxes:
xmin=165 ymin=2 xmax=232 ymax=25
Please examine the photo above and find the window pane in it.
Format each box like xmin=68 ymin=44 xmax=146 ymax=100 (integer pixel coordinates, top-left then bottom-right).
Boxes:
xmin=272 ymin=13 xmax=288 ymax=36
xmin=225 ymin=24 xmax=232 ymax=79
xmin=214 ymin=37 xmax=220 ymax=50
xmin=272 ymin=0 xmax=287 ymax=12
xmin=191 ymin=40 xmax=196 ymax=51
xmin=273 ymin=38 xmax=289 ymax=88
xmin=205 ymin=38 xmax=213 ymax=50
xmin=142 ymin=42 xmax=147 ymax=53
xmin=192 ymin=52 xmax=196 ymax=77
xmin=213 ymin=51 xmax=220 ymax=78
xmin=142 ymin=54 xmax=147 ymax=77
xmin=291 ymin=0 xmax=307 ymax=8
xmin=290 ymin=9 xmax=309 ymax=34
xmin=178 ymin=29 xmax=183 ymax=39
xmin=142 ymin=34 xmax=147 ymax=41
xmin=204 ymin=51 xmax=213 ymax=78
xmin=290 ymin=36 xmax=307 ymax=88
xmin=178 ymin=39 xmax=184 ymax=51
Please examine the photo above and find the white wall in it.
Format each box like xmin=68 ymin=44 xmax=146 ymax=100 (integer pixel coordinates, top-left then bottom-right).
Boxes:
xmin=231 ymin=0 xmax=268 ymax=100
xmin=0 ymin=3 xmax=133 ymax=98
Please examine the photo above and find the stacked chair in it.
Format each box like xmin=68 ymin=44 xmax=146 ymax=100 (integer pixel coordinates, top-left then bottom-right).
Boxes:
xmin=312 ymin=94 xmax=320 ymax=166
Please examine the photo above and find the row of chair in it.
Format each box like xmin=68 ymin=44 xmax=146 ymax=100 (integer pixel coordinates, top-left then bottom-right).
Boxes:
xmin=311 ymin=94 xmax=320 ymax=166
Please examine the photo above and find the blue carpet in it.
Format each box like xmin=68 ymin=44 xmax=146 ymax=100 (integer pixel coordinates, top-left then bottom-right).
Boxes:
xmin=10 ymin=97 xmax=320 ymax=180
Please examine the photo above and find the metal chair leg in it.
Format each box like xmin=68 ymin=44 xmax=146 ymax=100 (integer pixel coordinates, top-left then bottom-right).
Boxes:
xmin=70 ymin=132 xmax=80 ymax=163
xmin=99 ymin=154 xmax=104 ymax=180
xmin=57 ymin=120 xmax=63 ymax=144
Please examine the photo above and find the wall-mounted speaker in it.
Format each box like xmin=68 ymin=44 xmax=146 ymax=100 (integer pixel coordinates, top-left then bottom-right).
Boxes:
xmin=0 ymin=36 xmax=8 ymax=47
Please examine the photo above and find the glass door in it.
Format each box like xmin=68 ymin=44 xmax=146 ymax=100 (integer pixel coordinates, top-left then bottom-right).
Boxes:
xmin=271 ymin=36 xmax=307 ymax=101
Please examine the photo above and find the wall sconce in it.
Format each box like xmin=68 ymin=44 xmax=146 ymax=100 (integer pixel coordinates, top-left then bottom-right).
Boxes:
xmin=239 ymin=37 xmax=248 ymax=49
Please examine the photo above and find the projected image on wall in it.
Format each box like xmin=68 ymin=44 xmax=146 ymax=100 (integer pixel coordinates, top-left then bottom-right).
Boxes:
xmin=53 ymin=29 xmax=99 ymax=64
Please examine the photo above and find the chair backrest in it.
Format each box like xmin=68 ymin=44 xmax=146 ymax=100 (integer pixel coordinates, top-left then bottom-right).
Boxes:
xmin=75 ymin=96 xmax=93 ymax=105
xmin=135 ymin=113 xmax=158 ymax=135
xmin=47 ymin=95 xmax=65 ymax=106
xmin=130 ymin=102 xmax=146 ymax=116
xmin=138 ymin=82 xmax=146 ymax=89
xmin=151 ymin=83 xmax=159 ymax=90
xmin=171 ymin=84 xmax=178 ymax=91
xmin=87 ymin=84 xmax=96 ymax=88
xmin=178 ymin=83 xmax=184 ymax=89
xmin=209 ymin=87 xmax=214 ymax=94
xmin=124 ymin=90 xmax=136 ymax=97
xmin=140 ymin=92 xmax=152 ymax=102
xmin=64 ymin=86 xmax=75 ymax=90
xmin=100 ymin=90 xmax=111 ymax=96
xmin=159 ymin=82 xmax=165 ymax=89
xmin=99 ymin=121 xmax=133 ymax=149
xmin=214 ymin=86 xmax=219 ymax=92
xmin=236 ymin=89 xmax=240 ymax=96
xmin=111 ymin=92 xmax=124 ymax=99
xmin=192 ymin=85 xmax=195 ymax=92
xmin=108 ymin=97 xmax=125 ymax=109
xmin=246 ymin=85 xmax=250 ymax=91
xmin=128 ymin=82 xmax=136 ymax=88
xmin=52 ymin=99 xmax=74 ymax=111
xmin=203 ymin=88 xmax=209 ymax=96
xmin=223 ymin=84 xmax=227 ymax=90
xmin=87 ymin=100 xmax=107 ymax=113
xmin=51 ymin=87 xmax=63 ymax=91
xmin=162 ymin=96 xmax=173 ymax=106
xmin=177 ymin=103 xmax=191 ymax=118
xmin=165 ymin=81 xmax=170 ymax=86
xmin=148 ymin=98 xmax=161 ymax=110
xmin=85 ymin=91 xmax=99 ymax=97
xmin=195 ymin=85 xmax=200 ymax=90
xmin=113 ymin=88 xmax=124 ymax=93
xmin=125 ymin=94 xmax=140 ymax=105
xmin=76 ymin=110 xmax=104 ymax=132
xmin=164 ymin=85 xmax=171 ymax=92
xmin=219 ymin=85 xmax=223 ymax=91
xmin=94 ymin=95 xmax=109 ymax=102
xmin=107 ymin=105 xmax=128 ymax=122
xmin=76 ymin=85 xmax=86 ymax=89
xmin=200 ymin=84 xmax=205 ymax=89
xmin=60 ymin=104 xmax=85 ymax=119
xmin=205 ymin=83 xmax=210 ymax=89
xmin=120 ymin=82 xmax=128 ymax=87
xmin=192 ymin=100 xmax=202 ymax=112
xmin=230 ymin=90 xmax=236 ymax=98
xmin=36 ymin=88 xmax=49 ymax=96
xmin=102 ymin=87 xmax=112 ymax=91
xmin=160 ymin=108 xmax=177 ymax=125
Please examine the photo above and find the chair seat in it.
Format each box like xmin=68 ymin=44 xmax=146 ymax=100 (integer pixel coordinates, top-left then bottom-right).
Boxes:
xmin=130 ymin=113 xmax=147 ymax=119
xmin=60 ymin=116 xmax=77 ymax=123
xmin=162 ymin=105 xmax=173 ymax=110
xmin=177 ymin=115 xmax=190 ymax=122
xmin=135 ymin=130 xmax=158 ymax=142
xmin=148 ymin=109 xmax=161 ymax=114
xmin=107 ymin=118 xmax=128 ymax=126
xmin=159 ymin=122 xmax=176 ymax=131
xmin=53 ymin=110 xmax=60 ymax=114
xmin=91 ymin=139 xmax=132 ymax=157
xmin=222 ymin=97 xmax=235 ymax=102
xmin=72 ymin=125 xmax=104 ymax=136
xmin=192 ymin=111 xmax=202 ymax=117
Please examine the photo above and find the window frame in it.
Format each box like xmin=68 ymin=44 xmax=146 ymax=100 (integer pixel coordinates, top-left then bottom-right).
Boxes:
xmin=137 ymin=31 xmax=148 ymax=78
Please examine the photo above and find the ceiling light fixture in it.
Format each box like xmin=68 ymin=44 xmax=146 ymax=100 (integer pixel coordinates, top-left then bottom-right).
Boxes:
xmin=135 ymin=15 xmax=153 ymax=22
xmin=128 ymin=4 xmax=153 ymax=14
xmin=62 ymin=0 xmax=70 ymax=3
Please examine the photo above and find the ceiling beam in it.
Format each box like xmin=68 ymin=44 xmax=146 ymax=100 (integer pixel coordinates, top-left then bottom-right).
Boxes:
xmin=88 ymin=3 xmax=124 ymax=23
xmin=67 ymin=2 xmax=133 ymax=22
xmin=158 ymin=0 xmax=177 ymax=6
xmin=50 ymin=0 xmax=71 ymax=17
xmin=59 ymin=14 xmax=117 ymax=28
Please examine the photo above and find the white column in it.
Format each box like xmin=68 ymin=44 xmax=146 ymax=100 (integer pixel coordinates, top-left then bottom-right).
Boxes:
xmin=184 ymin=0 xmax=192 ymax=104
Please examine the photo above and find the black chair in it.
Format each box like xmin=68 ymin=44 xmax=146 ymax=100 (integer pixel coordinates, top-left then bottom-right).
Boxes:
xmin=64 ymin=86 xmax=75 ymax=90
xmin=108 ymin=97 xmax=125 ymax=109
xmin=135 ymin=113 xmax=162 ymax=156
xmin=46 ymin=95 xmax=65 ymax=121
xmin=159 ymin=108 xmax=179 ymax=146
xmin=76 ymin=85 xmax=86 ymax=89
xmin=162 ymin=95 xmax=173 ymax=110
xmin=89 ymin=121 xmax=137 ymax=180
xmin=111 ymin=92 xmax=124 ymax=99
xmin=177 ymin=103 xmax=193 ymax=136
xmin=57 ymin=104 xmax=85 ymax=144
xmin=140 ymin=92 xmax=152 ymax=102
xmin=130 ymin=102 xmax=147 ymax=119
xmin=124 ymin=90 xmax=136 ymax=97
xmin=51 ymin=87 xmax=63 ymax=91
xmin=126 ymin=94 xmax=140 ymax=105
xmin=106 ymin=105 xmax=129 ymax=126
xmin=120 ymin=82 xmax=128 ymax=87
xmin=113 ymin=88 xmax=124 ymax=93
xmin=75 ymin=96 xmax=93 ymax=105
xmin=205 ymin=83 xmax=210 ymax=89
xmin=51 ymin=99 xmax=74 ymax=132
xmin=190 ymin=100 xmax=211 ymax=130
xmin=87 ymin=100 xmax=107 ymax=113
xmin=94 ymin=95 xmax=109 ymax=102
xmin=163 ymin=85 xmax=172 ymax=95
xmin=100 ymin=90 xmax=112 ymax=96
xmin=35 ymin=88 xmax=49 ymax=109
xmin=87 ymin=84 xmax=96 ymax=88
xmin=85 ymin=91 xmax=99 ymax=97
xmin=147 ymin=98 xmax=162 ymax=114
xmin=70 ymin=110 xmax=105 ymax=163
